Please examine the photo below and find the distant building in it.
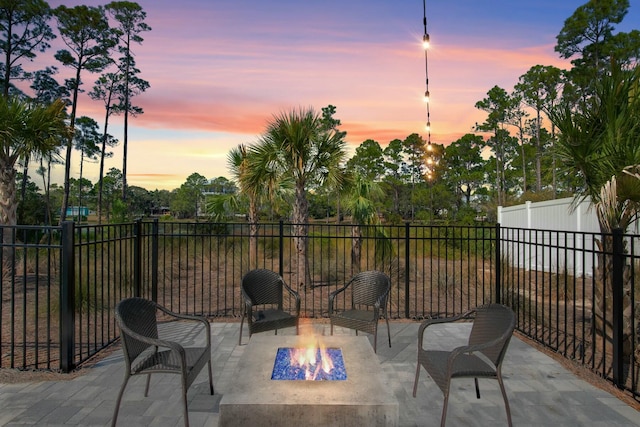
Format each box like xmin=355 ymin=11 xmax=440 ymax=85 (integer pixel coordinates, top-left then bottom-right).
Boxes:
xmin=66 ymin=206 xmax=89 ymax=217
xmin=150 ymin=206 xmax=171 ymax=216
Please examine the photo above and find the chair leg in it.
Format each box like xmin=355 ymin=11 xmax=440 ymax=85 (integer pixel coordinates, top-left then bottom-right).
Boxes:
xmin=330 ymin=323 xmax=334 ymax=336
xmin=412 ymin=363 xmax=421 ymax=397
xmin=440 ymin=389 xmax=450 ymax=427
xmin=111 ymin=375 xmax=130 ymax=427
xmin=238 ymin=315 xmax=244 ymax=345
xmin=181 ymin=376 xmax=190 ymax=427
xmin=497 ymin=372 xmax=513 ymax=427
xmin=385 ymin=315 xmax=391 ymax=347
xmin=474 ymin=378 xmax=480 ymax=399
xmin=373 ymin=325 xmax=378 ymax=353
xmin=207 ymin=360 xmax=214 ymax=395
xmin=144 ymin=373 xmax=151 ymax=397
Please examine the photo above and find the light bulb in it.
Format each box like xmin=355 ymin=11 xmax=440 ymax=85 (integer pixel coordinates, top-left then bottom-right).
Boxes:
xmin=422 ymin=33 xmax=430 ymax=49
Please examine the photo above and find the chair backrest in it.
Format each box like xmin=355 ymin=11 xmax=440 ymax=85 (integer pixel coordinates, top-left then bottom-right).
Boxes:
xmin=349 ymin=270 xmax=391 ymax=307
xmin=242 ymin=269 xmax=284 ymax=307
xmin=115 ymin=297 xmax=159 ymax=363
xmin=468 ymin=303 xmax=516 ymax=366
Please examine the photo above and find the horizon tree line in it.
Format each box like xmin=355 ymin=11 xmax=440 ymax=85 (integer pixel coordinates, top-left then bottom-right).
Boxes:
xmin=0 ymin=0 xmax=150 ymax=227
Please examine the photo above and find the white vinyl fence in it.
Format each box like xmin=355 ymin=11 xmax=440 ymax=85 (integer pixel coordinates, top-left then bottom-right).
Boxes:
xmin=497 ymin=197 xmax=600 ymax=277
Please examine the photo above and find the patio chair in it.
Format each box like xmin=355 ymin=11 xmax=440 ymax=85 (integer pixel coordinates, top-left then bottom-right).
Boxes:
xmin=328 ymin=270 xmax=392 ymax=353
xmin=412 ymin=303 xmax=516 ymax=427
xmin=239 ymin=268 xmax=301 ymax=345
xmin=112 ymin=297 xmax=213 ymax=427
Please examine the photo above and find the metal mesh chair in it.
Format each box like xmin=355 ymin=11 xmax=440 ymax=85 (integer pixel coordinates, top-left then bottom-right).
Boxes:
xmin=239 ymin=269 xmax=301 ymax=345
xmin=328 ymin=270 xmax=391 ymax=353
xmin=412 ymin=303 xmax=516 ymax=427
xmin=112 ymin=297 xmax=213 ymax=427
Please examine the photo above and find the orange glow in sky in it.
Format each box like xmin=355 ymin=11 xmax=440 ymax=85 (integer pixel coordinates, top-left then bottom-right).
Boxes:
xmin=33 ymin=0 xmax=640 ymax=191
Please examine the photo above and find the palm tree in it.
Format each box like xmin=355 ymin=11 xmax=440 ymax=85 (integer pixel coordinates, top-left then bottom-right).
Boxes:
xmin=550 ymin=63 xmax=640 ymax=357
xmin=342 ymin=174 xmax=383 ymax=274
xmin=227 ymin=144 xmax=260 ymax=268
xmin=0 ymin=96 xmax=70 ymax=226
xmin=220 ymin=144 xmax=295 ymax=268
xmin=245 ymin=106 xmax=347 ymax=288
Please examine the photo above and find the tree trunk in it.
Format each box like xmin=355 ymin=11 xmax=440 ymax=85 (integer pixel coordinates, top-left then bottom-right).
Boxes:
xmin=0 ymin=161 xmax=18 ymax=281
xmin=292 ymin=182 xmax=310 ymax=289
xmin=248 ymin=200 xmax=258 ymax=270
xmin=60 ymin=65 xmax=81 ymax=225
xmin=351 ymin=225 xmax=361 ymax=276
xmin=18 ymin=158 xmax=29 ymax=224
xmin=98 ymin=102 xmax=112 ymax=225
xmin=535 ymin=109 xmax=542 ymax=192
xmin=593 ymin=235 xmax=635 ymax=358
xmin=0 ymin=161 xmax=18 ymax=226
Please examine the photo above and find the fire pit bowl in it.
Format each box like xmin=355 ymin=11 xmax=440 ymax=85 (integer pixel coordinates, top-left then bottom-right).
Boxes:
xmin=219 ymin=335 xmax=398 ymax=427
xmin=272 ymin=347 xmax=347 ymax=381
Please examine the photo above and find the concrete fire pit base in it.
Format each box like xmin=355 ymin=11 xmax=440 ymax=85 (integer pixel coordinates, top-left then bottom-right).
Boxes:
xmin=219 ymin=335 xmax=399 ymax=427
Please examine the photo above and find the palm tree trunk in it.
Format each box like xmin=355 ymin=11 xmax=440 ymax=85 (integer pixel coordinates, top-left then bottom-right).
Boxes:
xmin=18 ymin=159 xmax=28 ymax=224
xmin=593 ymin=235 xmax=635 ymax=358
xmin=248 ymin=200 xmax=258 ymax=269
xmin=0 ymin=161 xmax=18 ymax=226
xmin=292 ymin=182 xmax=310 ymax=289
xmin=0 ymin=161 xmax=18 ymax=281
xmin=351 ymin=225 xmax=361 ymax=275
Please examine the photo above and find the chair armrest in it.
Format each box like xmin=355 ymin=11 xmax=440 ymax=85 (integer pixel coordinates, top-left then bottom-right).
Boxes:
xmin=283 ymin=282 xmax=301 ymax=315
xmin=417 ymin=309 xmax=476 ymax=349
xmin=374 ymin=285 xmax=390 ymax=313
xmin=328 ymin=283 xmax=350 ymax=314
xmin=119 ymin=321 xmax=188 ymax=362
xmin=154 ymin=303 xmax=211 ymax=347
xmin=445 ymin=335 xmax=503 ymax=372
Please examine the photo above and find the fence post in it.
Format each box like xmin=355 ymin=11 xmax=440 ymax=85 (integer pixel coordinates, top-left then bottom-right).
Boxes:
xmin=279 ymin=220 xmax=284 ymax=277
xmin=60 ymin=221 xmax=75 ymax=373
xmin=405 ymin=222 xmax=410 ymax=318
xmin=133 ymin=220 xmax=142 ymax=298
xmin=612 ymin=228 xmax=624 ymax=388
xmin=495 ymin=223 xmax=502 ymax=305
xmin=151 ymin=219 xmax=159 ymax=302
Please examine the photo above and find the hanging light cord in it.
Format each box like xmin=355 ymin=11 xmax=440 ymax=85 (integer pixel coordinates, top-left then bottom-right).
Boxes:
xmin=423 ymin=0 xmax=431 ymax=148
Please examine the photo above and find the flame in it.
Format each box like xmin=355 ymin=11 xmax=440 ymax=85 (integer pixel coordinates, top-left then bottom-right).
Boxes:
xmin=289 ymin=320 xmax=335 ymax=380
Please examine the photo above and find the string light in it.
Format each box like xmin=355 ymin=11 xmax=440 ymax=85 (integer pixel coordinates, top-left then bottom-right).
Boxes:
xmin=422 ymin=1 xmax=435 ymax=222
xmin=422 ymin=0 xmax=431 ymax=148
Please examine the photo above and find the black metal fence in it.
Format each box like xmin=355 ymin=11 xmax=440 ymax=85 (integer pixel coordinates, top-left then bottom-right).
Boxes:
xmin=0 ymin=220 xmax=637 ymax=400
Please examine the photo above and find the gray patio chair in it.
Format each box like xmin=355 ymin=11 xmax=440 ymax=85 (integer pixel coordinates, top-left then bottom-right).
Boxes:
xmin=328 ymin=270 xmax=391 ymax=353
xmin=239 ymin=268 xmax=301 ymax=345
xmin=112 ymin=297 xmax=213 ymax=427
xmin=412 ymin=303 xmax=516 ymax=427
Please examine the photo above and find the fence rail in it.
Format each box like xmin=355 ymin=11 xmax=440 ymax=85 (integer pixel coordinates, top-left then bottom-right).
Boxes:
xmin=0 ymin=220 xmax=637 ymax=400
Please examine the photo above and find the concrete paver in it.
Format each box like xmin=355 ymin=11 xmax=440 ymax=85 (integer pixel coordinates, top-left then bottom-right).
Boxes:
xmin=0 ymin=321 xmax=638 ymax=426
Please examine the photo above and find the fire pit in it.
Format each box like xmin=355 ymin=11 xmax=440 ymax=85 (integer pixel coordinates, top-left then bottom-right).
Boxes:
xmin=219 ymin=330 xmax=398 ymax=426
xmin=271 ymin=346 xmax=347 ymax=381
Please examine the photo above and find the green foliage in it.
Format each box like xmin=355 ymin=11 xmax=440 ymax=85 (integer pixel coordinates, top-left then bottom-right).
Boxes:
xmin=307 ymin=191 xmax=335 ymax=220
xmin=110 ymin=197 xmax=128 ymax=223
xmin=16 ymin=174 xmax=46 ymax=226
xmin=550 ymin=64 xmax=640 ymax=224
xmin=346 ymin=139 xmax=385 ymax=181
xmin=0 ymin=0 xmax=55 ymax=96
xmin=555 ymin=0 xmax=632 ymax=72
xmin=171 ymin=172 xmax=208 ymax=219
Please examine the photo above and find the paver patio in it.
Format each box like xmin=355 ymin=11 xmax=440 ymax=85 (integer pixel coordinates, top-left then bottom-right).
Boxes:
xmin=0 ymin=321 xmax=638 ymax=426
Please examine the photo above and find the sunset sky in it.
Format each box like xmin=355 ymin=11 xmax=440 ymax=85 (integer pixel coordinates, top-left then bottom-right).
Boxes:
xmin=37 ymin=0 xmax=640 ymax=191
